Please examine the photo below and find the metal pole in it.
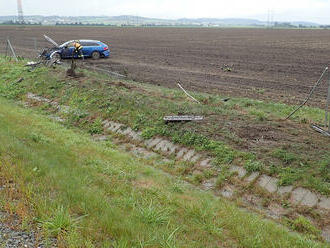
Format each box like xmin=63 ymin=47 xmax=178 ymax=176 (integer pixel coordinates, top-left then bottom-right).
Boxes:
xmin=326 ymin=74 xmax=330 ymax=132
xmin=325 ymin=73 xmax=329 ymax=129
xmin=7 ymin=39 xmax=18 ymax=62
xmin=178 ymin=83 xmax=201 ymax=104
xmin=33 ymin=37 xmax=37 ymax=53
xmin=5 ymin=37 xmax=8 ymax=56
xmin=286 ymin=67 xmax=328 ymax=120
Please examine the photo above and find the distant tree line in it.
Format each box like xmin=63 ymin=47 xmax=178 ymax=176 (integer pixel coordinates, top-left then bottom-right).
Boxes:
xmin=55 ymin=22 xmax=117 ymax=26
xmin=2 ymin=20 xmax=42 ymax=25
xmin=273 ymin=22 xmax=319 ymax=28
xmin=274 ymin=22 xmax=296 ymax=28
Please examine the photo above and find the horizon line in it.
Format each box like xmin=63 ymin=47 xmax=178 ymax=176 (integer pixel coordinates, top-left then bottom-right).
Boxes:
xmin=0 ymin=14 xmax=324 ymax=25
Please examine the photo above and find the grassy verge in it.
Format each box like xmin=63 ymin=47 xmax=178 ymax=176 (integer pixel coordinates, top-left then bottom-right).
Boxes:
xmin=0 ymin=56 xmax=329 ymax=196
xmin=0 ymin=94 xmax=328 ymax=247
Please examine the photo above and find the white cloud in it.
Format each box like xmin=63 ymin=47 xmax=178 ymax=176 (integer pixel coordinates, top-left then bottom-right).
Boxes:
xmin=0 ymin=0 xmax=330 ymax=24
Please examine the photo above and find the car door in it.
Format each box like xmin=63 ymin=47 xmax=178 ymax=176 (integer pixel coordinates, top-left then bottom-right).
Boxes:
xmin=62 ymin=41 xmax=75 ymax=58
xmin=80 ymin=42 xmax=90 ymax=57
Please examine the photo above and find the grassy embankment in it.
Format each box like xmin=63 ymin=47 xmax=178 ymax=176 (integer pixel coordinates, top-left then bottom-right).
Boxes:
xmin=0 ymin=74 xmax=328 ymax=246
xmin=0 ymin=56 xmax=328 ymax=196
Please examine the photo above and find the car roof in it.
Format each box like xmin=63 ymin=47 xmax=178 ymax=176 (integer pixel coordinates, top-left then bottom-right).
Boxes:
xmin=60 ymin=40 xmax=104 ymax=47
xmin=66 ymin=40 xmax=102 ymax=43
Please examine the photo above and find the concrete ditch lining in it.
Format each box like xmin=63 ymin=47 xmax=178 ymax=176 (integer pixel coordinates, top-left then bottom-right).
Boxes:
xmin=26 ymin=92 xmax=329 ymax=211
xmin=26 ymin=92 xmax=330 ymax=242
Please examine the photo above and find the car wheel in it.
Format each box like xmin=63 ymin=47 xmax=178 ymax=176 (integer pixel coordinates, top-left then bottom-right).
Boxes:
xmin=91 ymin=51 xmax=101 ymax=60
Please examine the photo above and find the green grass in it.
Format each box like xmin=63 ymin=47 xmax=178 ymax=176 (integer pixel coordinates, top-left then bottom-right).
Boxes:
xmin=0 ymin=56 xmax=329 ymax=196
xmin=244 ymin=160 xmax=264 ymax=173
xmin=0 ymin=97 xmax=328 ymax=247
xmin=289 ymin=216 xmax=322 ymax=241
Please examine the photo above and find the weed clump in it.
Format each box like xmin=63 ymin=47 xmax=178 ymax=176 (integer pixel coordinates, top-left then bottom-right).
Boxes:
xmin=192 ymin=173 xmax=204 ymax=184
xmin=171 ymin=183 xmax=184 ymax=193
xmin=138 ymin=202 xmax=169 ymax=225
xmin=289 ymin=216 xmax=321 ymax=240
xmin=29 ymin=132 xmax=50 ymax=144
xmin=244 ymin=160 xmax=263 ymax=173
xmin=88 ymin=118 xmax=103 ymax=135
xmin=278 ymin=168 xmax=302 ymax=186
xmin=272 ymin=149 xmax=298 ymax=165
xmin=41 ymin=206 xmax=78 ymax=237
xmin=249 ymin=109 xmax=267 ymax=121
xmin=215 ymin=167 xmax=233 ymax=188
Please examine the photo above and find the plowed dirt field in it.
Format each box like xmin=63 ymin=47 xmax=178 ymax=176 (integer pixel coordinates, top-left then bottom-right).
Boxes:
xmin=1 ymin=26 xmax=330 ymax=106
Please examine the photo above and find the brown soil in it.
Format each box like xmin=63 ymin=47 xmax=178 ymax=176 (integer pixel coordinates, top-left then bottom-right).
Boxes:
xmin=1 ymin=26 xmax=330 ymax=107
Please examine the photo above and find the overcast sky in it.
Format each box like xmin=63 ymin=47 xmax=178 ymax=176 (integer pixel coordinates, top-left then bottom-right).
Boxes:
xmin=1 ymin=0 xmax=330 ymax=24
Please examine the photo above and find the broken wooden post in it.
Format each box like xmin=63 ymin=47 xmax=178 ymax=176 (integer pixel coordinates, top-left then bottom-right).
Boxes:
xmin=66 ymin=58 xmax=77 ymax=77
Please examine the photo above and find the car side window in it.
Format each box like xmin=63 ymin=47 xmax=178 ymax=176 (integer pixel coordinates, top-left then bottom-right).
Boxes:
xmin=84 ymin=42 xmax=100 ymax=47
xmin=66 ymin=42 xmax=74 ymax=48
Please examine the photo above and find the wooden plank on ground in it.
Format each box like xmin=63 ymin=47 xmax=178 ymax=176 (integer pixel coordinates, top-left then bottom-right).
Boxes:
xmin=164 ymin=116 xmax=204 ymax=122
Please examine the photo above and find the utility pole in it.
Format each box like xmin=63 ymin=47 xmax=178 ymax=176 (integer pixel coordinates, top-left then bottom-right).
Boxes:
xmin=17 ymin=0 xmax=24 ymax=24
xmin=270 ymin=9 xmax=274 ymax=27
xmin=267 ymin=9 xmax=270 ymax=28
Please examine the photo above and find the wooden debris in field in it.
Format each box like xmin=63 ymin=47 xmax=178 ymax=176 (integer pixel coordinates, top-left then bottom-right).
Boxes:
xmin=164 ymin=116 xmax=204 ymax=123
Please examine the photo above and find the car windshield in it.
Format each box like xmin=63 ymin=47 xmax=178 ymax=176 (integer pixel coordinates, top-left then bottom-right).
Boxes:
xmin=60 ymin=41 xmax=74 ymax=48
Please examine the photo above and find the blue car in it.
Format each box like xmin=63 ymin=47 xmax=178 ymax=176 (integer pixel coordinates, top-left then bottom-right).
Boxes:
xmin=49 ymin=40 xmax=110 ymax=60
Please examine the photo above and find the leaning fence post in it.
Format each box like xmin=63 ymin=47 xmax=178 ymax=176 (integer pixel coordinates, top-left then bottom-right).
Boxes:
xmin=5 ymin=37 xmax=8 ymax=56
xmin=7 ymin=39 xmax=18 ymax=62
xmin=326 ymin=73 xmax=330 ymax=132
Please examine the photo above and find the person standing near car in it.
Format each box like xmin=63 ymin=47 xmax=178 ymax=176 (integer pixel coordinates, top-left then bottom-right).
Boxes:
xmin=73 ymin=40 xmax=84 ymax=59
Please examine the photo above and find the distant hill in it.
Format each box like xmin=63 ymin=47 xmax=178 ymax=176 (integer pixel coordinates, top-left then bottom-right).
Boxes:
xmin=291 ymin=21 xmax=320 ymax=26
xmin=177 ymin=18 xmax=265 ymax=25
xmin=0 ymin=15 xmax=321 ymax=27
